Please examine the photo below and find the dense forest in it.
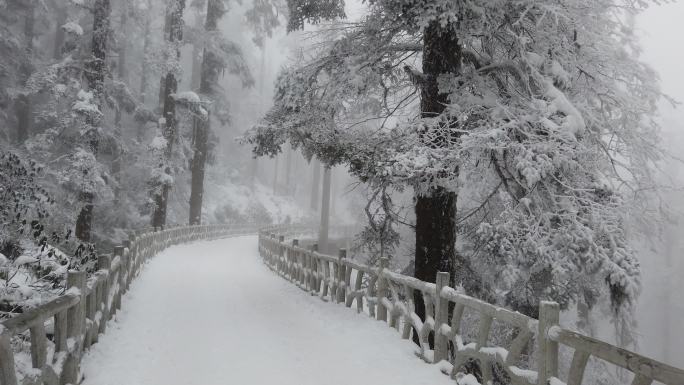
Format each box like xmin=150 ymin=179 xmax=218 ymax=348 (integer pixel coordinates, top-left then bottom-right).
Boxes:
xmin=1 ymin=0 xmax=683 ymax=381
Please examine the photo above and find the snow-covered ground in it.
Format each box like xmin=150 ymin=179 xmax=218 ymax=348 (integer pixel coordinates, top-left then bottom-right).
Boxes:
xmin=80 ymin=236 xmax=453 ymax=385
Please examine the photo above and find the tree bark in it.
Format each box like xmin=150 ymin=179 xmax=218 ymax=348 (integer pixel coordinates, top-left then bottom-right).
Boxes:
xmin=412 ymin=20 xmax=461 ymax=344
xmin=75 ymin=0 xmax=111 ymax=242
xmin=151 ymin=0 xmax=185 ymax=229
xmin=189 ymin=117 xmax=208 ymax=224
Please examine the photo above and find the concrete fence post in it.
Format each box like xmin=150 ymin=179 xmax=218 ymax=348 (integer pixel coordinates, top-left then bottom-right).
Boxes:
xmin=97 ymin=255 xmax=112 ymax=334
xmin=337 ymin=249 xmax=347 ymax=303
xmin=434 ymin=272 xmax=450 ymax=363
xmin=278 ymin=235 xmax=285 ymax=274
xmin=377 ymin=257 xmax=389 ymax=322
xmin=538 ymin=301 xmax=560 ymax=385
xmin=61 ymin=270 xmax=86 ymax=385
xmin=292 ymin=239 xmax=299 ymax=282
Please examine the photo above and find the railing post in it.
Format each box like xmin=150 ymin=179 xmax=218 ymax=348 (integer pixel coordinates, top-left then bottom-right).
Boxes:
xmin=377 ymin=257 xmax=389 ymax=322
xmin=337 ymin=249 xmax=347 ymax=303
xmin=311 ymin=244 xmax=319 ymax=293
xmin=278 ymin=235 xmax=285 ymax=274
xmin=61 ymin=270 xmax=86 ymax=385
xmin=538 ymin=301 xmax=560 ymax=385
xmin=113 ymin=246 xmax=125 ymax=313
xmin=122 ymin=240 xmax=131 ymax=291
xmin=434 ymin=271 xmax=450 ymax=363
xmin=304 ymin=249 xmax=312 ymax=292
xmin=97 ymin=255 xmax=112 ymax=334
xmin=292 ymin=239 xmax=299 ymax=283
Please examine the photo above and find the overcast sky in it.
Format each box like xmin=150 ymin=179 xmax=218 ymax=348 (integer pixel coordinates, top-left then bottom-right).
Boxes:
xmin=639 ymin=2 xmax=684 ymax=150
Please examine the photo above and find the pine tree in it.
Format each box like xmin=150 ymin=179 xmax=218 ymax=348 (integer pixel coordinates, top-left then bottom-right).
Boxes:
xmin=244 ymin=0 xmax=664 ymax=326
xmin=75 ymin=0 xmax=111 ymax=242
xmin=151 ymin=0 xmax=185 ymax=229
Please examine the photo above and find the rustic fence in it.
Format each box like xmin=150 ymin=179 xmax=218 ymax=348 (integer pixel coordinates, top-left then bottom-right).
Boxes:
xmin=258 ymin=226 xmax=684 ymax=385
xmin=0 ymin=224 xmax=257 ymax=385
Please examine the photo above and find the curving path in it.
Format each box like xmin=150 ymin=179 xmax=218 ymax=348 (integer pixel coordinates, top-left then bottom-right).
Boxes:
xmin=80 ymin=236 xmax=453 ymax=385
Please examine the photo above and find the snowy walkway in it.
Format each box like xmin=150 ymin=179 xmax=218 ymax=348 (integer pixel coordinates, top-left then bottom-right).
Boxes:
xmin=80 ymin=236 xmax=453 ymax=385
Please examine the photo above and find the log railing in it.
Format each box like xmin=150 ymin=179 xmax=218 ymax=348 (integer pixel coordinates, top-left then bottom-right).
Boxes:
xmin=0 ymin=224 xmax=257 ymax=385
xmin=258 ymin=226 xmax=684 ymax=385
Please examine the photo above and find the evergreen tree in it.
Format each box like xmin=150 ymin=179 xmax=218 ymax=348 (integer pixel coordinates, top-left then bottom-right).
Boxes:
xmin=244 ymin=0 xmax=664 ymax=330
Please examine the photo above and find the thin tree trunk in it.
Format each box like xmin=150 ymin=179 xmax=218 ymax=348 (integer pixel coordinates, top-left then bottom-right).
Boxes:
xmin=250 ymin=158 xmax=258 ymax=189
xmin=157 ymin=6 xmax=173 ymax=109
xmin=151 ymin=0 xmax=185 ymax=229
xmin=53 ymin=4 xmax=67 ymax=59
xmin=318 ymin=166 xmax=331 ymax=253
xmin=285 ymin=146 xmax=292 ymax=195
xmin=189 ymin=9 xmax=204 ymax=90
xmin=329 ymin=167 xmax=335 ymax=216
xmin=139 ymin=0 xmax=151 ymax=103
xmin=272 ymin=156 xmax=279 ymax=195
xmin=412 ymin=20 xmax=461 ymax=345
xmin=311 ymin=158 xmax=320 ymax=211
xmin=75 ymin=0 xmax=111 ymax=242
xmin=137 ymin=0 xmax=152 ymax=141
xmin=113 ymin=1 xmax=128 ymax=204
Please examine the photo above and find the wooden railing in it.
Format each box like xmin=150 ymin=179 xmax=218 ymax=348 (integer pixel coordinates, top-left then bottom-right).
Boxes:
xmin=258 ymin=226 xmax=684 ymax=385
xmin=0 ymin=224 xmax=257 ymax=385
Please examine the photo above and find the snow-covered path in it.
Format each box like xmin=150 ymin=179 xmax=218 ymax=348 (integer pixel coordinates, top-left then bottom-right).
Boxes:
xmin=80 ymin=236 xmax=453 ymax=385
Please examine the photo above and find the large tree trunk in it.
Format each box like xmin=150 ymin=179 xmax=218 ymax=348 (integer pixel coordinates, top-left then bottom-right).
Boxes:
xmin=188 ymin=0 xmax=223 ymax=225
xmin=189 ymin=117 xmax=208 ymax=224
xmin=75 ymin=0 xmax=111 ymax=242
xmin=151 ymin=0 xmax=185 ymax=229
xmin=14 ymin=3 xmax=35 ymax=144
xmin=412 ymin=20 xmax=461 ymax=344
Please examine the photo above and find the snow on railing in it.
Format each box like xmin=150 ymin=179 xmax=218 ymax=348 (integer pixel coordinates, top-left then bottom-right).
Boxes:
xmin=258 ymin=226 xmax=684 ymax=385
xmin=0 ymin=224 xmax=257 ymax=385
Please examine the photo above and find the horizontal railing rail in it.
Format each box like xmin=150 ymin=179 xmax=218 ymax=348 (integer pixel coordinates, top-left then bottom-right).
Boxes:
xmin=258 ymin=226 xmax=684 ymax=385
xmin=0 ymin=223 xmax=258 ymax=385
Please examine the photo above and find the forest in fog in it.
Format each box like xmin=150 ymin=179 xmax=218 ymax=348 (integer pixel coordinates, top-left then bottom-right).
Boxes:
xmin=1 ymin=0 xmax=684 ymax=382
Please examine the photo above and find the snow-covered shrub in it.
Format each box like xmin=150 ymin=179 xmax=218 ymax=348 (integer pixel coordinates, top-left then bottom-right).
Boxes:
xmin=0 ymin=151 xmax=93 ymax=315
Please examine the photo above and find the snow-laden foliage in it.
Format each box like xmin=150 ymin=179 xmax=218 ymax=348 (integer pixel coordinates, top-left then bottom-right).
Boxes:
xmin=0 ymin=151 xmax=94 ymax=314
xmin=244 ymin=0 xmax=666 ymax=330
